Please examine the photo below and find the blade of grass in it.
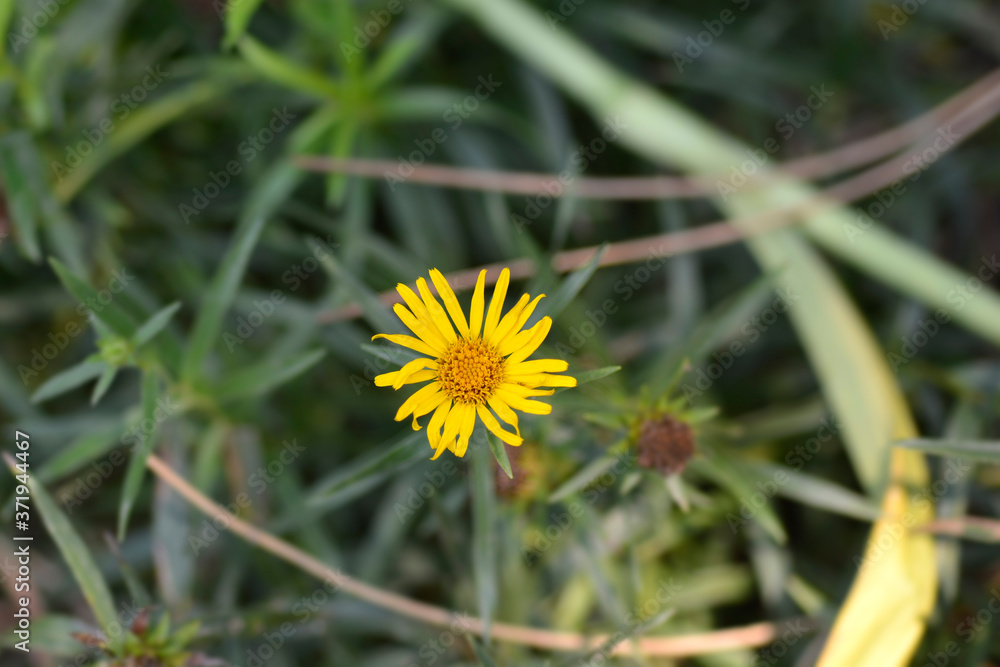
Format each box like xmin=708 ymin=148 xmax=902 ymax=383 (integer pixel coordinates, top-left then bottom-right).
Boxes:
xmin=471 ymin=427 xmax=497 ymax=644
xmin=118 ymin=371 xmax=162 ymax=540
xmin=181 ymin=163 xmax=303 ymax=383
xmin=31 ymin=360 xmax=107 ymax=404
xmin=3 ymin=454 xmax=118 ymax=640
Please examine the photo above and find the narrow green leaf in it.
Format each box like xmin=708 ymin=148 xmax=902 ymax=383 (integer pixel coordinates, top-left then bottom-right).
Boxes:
xmin=118 ymin=372 xmax=162 ymax=541
xmin=35 ymin=421 xmax=124 ymax=484
xmin=3 ymin=454 xmax=117 ymax=636
xmin=645 ymin=274 xmax=775 ymax=397
xmin=471 ymin=427 xmax=497 ymax=644
xmin=466 ymin=634 xmax=501 ymax=667
xmin=690 ymin=455 xmax=787 ymax=544
xmin=896 ymin=438 xmax=1000 ymax=463
xmin=237 ymin=36 xmax=338 ymax=99
xmin=181 ymin=163 xmax=303 ymax=382
xmin=360 ymin=342 xmax=421 ymax=366
xmin=214 ymin=349 xmax=326 ymax=401
xmin=222 ymin=0 xmax=266 ymax=48
xmin=133 ymin=302 xmax=182 ymax=346
xmin=0 ymin=133 xmax=42 ymax=261
xmin=750 ymin=462 xmax=879 ymax=522
xmin=369 ymin=11 xmax=448 ymax=89
xmin=49 ymin=258 xmax=137 ymax=338
xmin=0 ymin=0 xmax=14 ymax=41
xmin=1 ymin=615 xmax=92 ymax=655
xmin=563 ymin=365 xmax=620 ymax=389
xmin=548 ymin=453 xmax=627 ymax=503
xmin=920 ymin=518 xmax=1000 ymax=544
xmin=486 ymin=431 xmax=512 ymax=479
xmin=31 ymin=360 xmax=106 ymax=404
xmin=320 ymin=253 xmax=400 ymax=334
xmin=56 ymin=80 xmax=241 ymax=203
xmin=307 ymin=430 xmax=427 ymax=507
xmin=90 ymin=365 xmax=118 ymax=406
xmin=527 ymin=243 xmax=608 ymax=327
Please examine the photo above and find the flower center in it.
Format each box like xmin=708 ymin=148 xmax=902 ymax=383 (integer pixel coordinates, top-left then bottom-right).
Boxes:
xmin=437 ymin=338 xmax=505 ymax=404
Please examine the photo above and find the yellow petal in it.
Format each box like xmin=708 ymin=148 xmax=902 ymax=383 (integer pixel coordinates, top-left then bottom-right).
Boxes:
xmin=487 ymin=294 xmax=529 ymax=347
xmin=374 ymin=368 xmax=436 ymax=388
xmin=468 ymin=270 xmax=487 ymax=338
xmin=372 ymin=333 xmax=440 ymax=358
xmin=509 ymin=373 xmax=577 ymax=388
xmin=495 ymin=294 xmax=545 ymax=352
xmin=455 ymin=404 xmax=477 ymax=457
xmin=439 ymin=403 xmax=467 ymax=455
xmin=397 ymin=283 xmax=454 ymax=349
xmin=430 ymin=269 xmax=470 ymax=339
xmin=505 ymin=317 xmax=552 ymax=365
xmin=417 ymin=278 xmax=458 ymax=344
xmin=507 ymin=359 xmax=569 ymax=375
xmin=495 ymin=389 xmax=553 ymax=415
xmin=483 ymin=268 xmax=510 ymax=340
xmin=392 ymin=303 xmax=448 ymax=352
xmin=394 ymin=383 xmax=441 ymax=421
xmin=499 ymin=383 xmax=555 ymax=398
xmin=427 ymin=399 xmax=452 ymax=451
xmin=487 ymin=396 xmax=520 ymax=434
xmin=477 ymin=405 xmax=523 ymax=446
xmin=391 ymin=358 xmax=438 ymax=389
xmin=411 ymin=390 xmax=447 ymax=430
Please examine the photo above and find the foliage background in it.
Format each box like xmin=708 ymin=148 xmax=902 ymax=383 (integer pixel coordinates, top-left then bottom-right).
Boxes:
xmin=0 ymin=0 xmax=999 ymax=665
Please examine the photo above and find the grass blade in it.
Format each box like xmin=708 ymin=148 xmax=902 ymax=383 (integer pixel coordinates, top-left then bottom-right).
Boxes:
xmin=213 ymin=348 xmax=326 ymax=401
xmin=3 ymin=454 xmax=117 ymax=638
xmin=471 ymin=427 xmax=497 ymax=644
xmin=118 ymin=371 xmax=162 ymax=540
xmin=31 ymin=360 xmax=106 ymax=404
xmin=895 ymin=438 xmax=1000 ymax=463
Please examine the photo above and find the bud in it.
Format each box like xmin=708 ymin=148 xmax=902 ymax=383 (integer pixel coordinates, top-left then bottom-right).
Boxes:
xmin=636 ymin=415 xmax=696 ymax=475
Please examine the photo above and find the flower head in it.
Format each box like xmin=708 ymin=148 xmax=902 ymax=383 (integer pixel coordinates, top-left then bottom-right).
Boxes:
xmin=373 ymin=268 xmax=576 ymax=459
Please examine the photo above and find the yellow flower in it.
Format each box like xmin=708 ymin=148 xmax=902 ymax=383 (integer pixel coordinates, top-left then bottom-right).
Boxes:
xmin=373 ymin=268 xmax=576 ymax=459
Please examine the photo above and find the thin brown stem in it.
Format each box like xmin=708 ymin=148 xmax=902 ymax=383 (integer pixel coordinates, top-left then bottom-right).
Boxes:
xmin=294 ymin=68 xmax=1000 ymax=199
xmin=146 ymin=454 xmax=795 ymax=656
xmin=314 ymin=70 xmax=1000 ymax=324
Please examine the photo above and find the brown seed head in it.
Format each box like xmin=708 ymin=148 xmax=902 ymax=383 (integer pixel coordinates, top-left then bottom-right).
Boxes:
xmin=636 ymin=415 xmax=695 ymax=475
